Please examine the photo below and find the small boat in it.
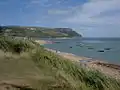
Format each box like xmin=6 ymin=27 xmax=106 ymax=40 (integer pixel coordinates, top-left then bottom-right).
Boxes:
xmin=97 ymin=50 xmax=105 ymax=52
xmin=104 ymin=48 xmax=111 ymax=50
xmin=69 ymin=46 xmax=72 ymax=48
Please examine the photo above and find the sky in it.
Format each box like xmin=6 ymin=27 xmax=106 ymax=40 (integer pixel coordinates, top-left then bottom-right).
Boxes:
xmin=0 ymin=0 xmax=120 ymax=37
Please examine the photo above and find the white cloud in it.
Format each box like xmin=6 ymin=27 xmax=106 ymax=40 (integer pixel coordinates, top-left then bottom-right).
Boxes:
xmin=62 ymin=0 xmax=120 ymax=26
xmin=25 ymin=0 xmax=51 ymax=8
xmin=30 ymin=0 xmax=48 ymax=4
xmin=28 ymin=0 xmax=66 ymax=7
xmin=48 ymin=9 xmax=70 ymax=15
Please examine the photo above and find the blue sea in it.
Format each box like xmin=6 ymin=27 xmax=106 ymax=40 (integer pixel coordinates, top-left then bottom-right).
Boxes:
xmin=43 ymin=38 xmax=120 ymax=64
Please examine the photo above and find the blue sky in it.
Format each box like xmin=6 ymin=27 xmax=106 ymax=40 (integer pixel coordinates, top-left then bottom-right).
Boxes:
xmin=0 ymin=0 xmax=120 ymax=37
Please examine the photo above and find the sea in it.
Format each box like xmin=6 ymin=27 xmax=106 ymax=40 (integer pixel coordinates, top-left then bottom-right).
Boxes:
xmin=43 ymin=38 xmax=120 ymax=64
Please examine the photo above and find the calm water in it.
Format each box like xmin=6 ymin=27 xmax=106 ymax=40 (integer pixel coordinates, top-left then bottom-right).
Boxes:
xmin=43 ymin=38 xmax=120 ymax=64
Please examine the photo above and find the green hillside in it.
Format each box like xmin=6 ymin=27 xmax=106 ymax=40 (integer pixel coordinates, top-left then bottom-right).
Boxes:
xmin=0 ymin=26 xmax=82 ymax=38
xmin=0 ymin=36 xmax=120 ymax=90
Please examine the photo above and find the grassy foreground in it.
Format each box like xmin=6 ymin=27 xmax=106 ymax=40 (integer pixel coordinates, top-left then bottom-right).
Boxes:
xmin=0 ymin=36 xmax=120 ymax=90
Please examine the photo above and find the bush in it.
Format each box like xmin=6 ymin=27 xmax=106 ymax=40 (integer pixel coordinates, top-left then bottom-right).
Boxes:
xmin=0 ymin=36 xmax=35 ymax=53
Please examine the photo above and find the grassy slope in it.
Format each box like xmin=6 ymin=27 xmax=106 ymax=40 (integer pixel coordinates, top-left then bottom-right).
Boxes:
xmin=0 ymin=36 xmax=120 ymax=90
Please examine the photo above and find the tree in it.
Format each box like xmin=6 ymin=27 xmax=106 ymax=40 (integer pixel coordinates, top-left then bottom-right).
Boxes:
xmin=0 ymin=26 xmax=4 ymax=35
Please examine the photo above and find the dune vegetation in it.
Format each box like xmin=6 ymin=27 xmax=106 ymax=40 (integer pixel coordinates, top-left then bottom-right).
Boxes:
xmin=0 ymin=36 xmax=120 ymax=90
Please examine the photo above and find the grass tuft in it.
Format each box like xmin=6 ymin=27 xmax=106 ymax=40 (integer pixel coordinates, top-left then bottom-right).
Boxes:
xmin=0 ymin=36 xmax=35 ymax=53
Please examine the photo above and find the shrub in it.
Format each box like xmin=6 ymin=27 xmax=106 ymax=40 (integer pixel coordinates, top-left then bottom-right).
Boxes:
xmin=0 ymin=36 xmax=35 ymax=53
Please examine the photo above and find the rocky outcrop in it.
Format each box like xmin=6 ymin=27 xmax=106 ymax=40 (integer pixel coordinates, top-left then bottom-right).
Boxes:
xmin=54 ymin=28 xmax=81 ymax=37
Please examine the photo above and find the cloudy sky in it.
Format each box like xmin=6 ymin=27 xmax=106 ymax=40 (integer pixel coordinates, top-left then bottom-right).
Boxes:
xmin=0 ymin=0 xmax=120 ymax=37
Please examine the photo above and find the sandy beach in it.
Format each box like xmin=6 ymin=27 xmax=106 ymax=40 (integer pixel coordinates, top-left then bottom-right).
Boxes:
xmin=45 ymin=48 xmax=92 ymax=61
xmin=47 ymin=48 xmax=120 ymax=78
xmin=35 ymin=39 xmax=54 ymax=45
xmin=35 ymin=40 xmax=48 ymax=45
xmin=35 ymin=40 xmax=120 ymax=78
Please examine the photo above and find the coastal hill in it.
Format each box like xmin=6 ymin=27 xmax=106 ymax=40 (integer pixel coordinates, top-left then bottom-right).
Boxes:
xmin=0 ymin=26 xmax=82 ymax=38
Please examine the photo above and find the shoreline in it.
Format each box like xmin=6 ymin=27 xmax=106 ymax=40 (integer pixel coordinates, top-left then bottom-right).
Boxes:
xmin=45 ymin=48 xmax=92 ymax=62
xmin=46 ymin=48 xmax=120 ymax=66
xmin=35 ymin=40 xmax=120 ymax=78
xmin=45 ymin=48 xmax=120 ymax=78
xmin=35 ymin=40 xmax=53 ymax=45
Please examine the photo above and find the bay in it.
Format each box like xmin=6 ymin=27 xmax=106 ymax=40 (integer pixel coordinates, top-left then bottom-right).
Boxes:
xmin=43 ymin=38 xmax=120 ymax=64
